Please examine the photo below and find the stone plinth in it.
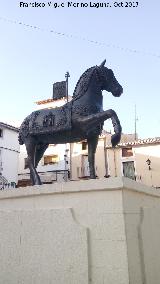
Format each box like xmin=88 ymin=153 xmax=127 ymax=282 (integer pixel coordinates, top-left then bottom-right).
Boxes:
xmin=0 ymin=177 xmax=160 ymax=284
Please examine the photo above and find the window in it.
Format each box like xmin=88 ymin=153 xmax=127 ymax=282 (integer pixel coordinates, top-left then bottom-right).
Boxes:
xmin=123 ymin=161 xmax=135 ymax=180
xmin=44 ymin=155 xmax=59 ymax=165
xmin=0 ymin=129 xmax=3 ymax=137
xmin=122 ymin=147 xmax=133 ymax=157
xmin=82 ymin=141 xmax=87 ymax=150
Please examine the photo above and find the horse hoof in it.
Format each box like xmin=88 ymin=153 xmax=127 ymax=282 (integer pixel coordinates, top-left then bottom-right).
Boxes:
xmin=111 ymin=133 xmax=121 ymax=147
xmin=33 ymin=181 xmax=42 ymax=186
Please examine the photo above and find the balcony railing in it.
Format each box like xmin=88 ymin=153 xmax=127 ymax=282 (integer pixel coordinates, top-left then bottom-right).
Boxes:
xmin=0 ymin=174 xmax=16 ymax=190
xmin=18 ymin=169 xmax=70 ymax=187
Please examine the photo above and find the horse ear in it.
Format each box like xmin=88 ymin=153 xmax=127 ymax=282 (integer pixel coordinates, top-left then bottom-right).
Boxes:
xmin=99 ymin=59 xmax=106 ymax=67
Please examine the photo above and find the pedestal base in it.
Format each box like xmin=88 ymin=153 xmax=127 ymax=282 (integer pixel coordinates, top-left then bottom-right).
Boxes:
xmin=0 ymin=177 xmax=160 ymax=284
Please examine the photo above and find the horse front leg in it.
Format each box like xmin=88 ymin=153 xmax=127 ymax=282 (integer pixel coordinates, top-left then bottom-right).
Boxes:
xmin=76 ymin=109 xmax=122 ymax=147
xmin=87 ymin=135 xmax=99 ymax=179
xmin=25 ymin=139 xmax=42 ymax=185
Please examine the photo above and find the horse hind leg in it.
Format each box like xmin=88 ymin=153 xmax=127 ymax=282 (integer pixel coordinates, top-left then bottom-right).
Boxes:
xmin=25 ymin=138 xmax=42 ymax=185
xmin=35 ymin=144 xmax=49 ymax=168
xmin=87 ymin=135 xmax=99 ymax=179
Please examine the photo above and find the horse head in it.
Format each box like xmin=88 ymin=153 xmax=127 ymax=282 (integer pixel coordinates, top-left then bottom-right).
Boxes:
xmin=98 ymin=60 xmax=123 ymax=97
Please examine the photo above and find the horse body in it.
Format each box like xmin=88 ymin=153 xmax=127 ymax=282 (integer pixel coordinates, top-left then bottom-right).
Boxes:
xmin=19 ymin=60 xmax=123 ymax=185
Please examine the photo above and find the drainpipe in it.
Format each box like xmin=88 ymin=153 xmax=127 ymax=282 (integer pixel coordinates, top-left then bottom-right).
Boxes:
xmin=104 ymin=136 xmax=109 ymax=178
xmin=69 ymin=143 xmax=72 ymax=180
xmin=113 ymin=148 xmax=117 ymax=177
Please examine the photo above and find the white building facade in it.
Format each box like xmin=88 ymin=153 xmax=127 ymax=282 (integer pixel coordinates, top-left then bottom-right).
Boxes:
xmin=0 ymin=122 xmax=20 ymax=188
xmin=105 ymin=138 xmax=160 ymax=188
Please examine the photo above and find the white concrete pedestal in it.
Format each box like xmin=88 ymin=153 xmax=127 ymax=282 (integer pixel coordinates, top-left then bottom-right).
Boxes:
xmin=0 ymin=177 xmax=160 ymax=284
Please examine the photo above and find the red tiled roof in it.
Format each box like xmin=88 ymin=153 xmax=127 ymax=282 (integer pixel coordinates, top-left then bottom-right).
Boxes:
xmin=120 ymin=137 xmax=160 ymax=146
xmin=35 ymin=97 xmax=66 ymax=105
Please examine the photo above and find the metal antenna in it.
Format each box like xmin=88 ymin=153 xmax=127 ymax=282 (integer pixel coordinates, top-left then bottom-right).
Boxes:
xmin=134 ymin=104 xmax=138 ymax=140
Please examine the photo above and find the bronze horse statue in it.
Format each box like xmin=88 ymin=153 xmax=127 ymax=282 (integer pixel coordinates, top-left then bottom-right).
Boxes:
xmin=19 ymin=60 xmax=123 ymax=185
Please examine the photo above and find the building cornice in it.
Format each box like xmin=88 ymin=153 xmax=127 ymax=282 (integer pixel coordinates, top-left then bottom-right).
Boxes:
xmin=0 ymin=122 xmax=19 ymax=132
xmin=0 ymin=146 xmax=20 ymax=153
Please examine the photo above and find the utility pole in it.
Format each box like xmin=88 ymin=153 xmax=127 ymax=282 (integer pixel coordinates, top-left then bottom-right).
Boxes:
xmin=134 ymin=105 xmax=138 ymax=140
xmin=104 ymin=135 xmax=109 ymax=178
xmin=64 ymin=71 xmax=71 ymax=181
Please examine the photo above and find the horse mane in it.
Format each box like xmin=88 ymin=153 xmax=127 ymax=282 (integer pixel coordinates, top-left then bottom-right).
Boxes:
xmin=72 ymin=66 xmax=97 ymax=101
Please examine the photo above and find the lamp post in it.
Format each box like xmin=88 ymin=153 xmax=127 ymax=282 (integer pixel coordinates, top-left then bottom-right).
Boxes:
xmin=146 ymin=158 xmax=153 ymax=186
xmin=146 ymin=158 xmax=151 ymax=171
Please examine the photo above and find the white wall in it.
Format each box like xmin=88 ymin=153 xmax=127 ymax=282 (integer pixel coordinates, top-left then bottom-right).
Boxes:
xmin=19 ymin=144 xmax=67 ymax=172
xmin=134 ymin=144 xmax=160 ymax=187
xmin=0 ymin=127 xmax=19 ymax=151
xmin=106 ymin=144 xmax=160 ymax=188
xmin=18 ymin=144 xmax=68 ymax=183
xmin=0 ymin=127 xmax=19 ymax=184
xmin=0 ymin=178 xmax=160 ymax=283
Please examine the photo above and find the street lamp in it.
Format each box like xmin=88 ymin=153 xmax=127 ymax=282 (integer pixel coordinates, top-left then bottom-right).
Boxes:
xmin=146 ymin=158 xmax=151 ymax=170
xmin=146 ymin=158 xmax=153 ymax=187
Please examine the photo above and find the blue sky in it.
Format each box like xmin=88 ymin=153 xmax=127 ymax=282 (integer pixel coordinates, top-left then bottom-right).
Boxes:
xmin=0 ymin=0 xmax=160 ymax=138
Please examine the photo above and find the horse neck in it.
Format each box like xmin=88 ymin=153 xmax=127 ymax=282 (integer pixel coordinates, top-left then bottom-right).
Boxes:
xmin=73 ymin=76 xmax=103 ymax=111
xmin=89 ymin=75 xmax=102 ymax=92
xmin=84 ymin=76 xmax=102 ymax=103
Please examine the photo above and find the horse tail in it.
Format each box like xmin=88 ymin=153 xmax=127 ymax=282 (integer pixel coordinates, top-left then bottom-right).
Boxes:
xmin=18 ymin=116 xmax=30 ymax=145
xmin=18 ymin=131 xmax=24 ymax=145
